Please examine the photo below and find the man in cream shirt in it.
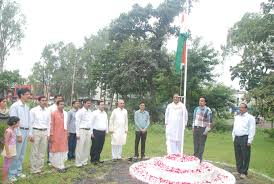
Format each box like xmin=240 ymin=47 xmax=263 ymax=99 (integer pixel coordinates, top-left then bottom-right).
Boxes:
xmin=75 ymin=99 xmax=93 ymax=167
xmin=29 ymin=96 xmax=51 ymax=174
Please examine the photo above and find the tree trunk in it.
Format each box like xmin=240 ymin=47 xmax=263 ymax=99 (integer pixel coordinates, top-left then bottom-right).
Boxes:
xmin=109 ymin=92 xmax=114 ymax=111
xmin=0 ymin=56 xmax=4 ymax=73
xmin=70 ymin=58 xmax=77 ymax=104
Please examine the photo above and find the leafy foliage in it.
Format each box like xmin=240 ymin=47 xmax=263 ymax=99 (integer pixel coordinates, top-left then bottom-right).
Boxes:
xmin=0 ymin=0 xmax=26 ymax=72
xmin=0 ymin=70 xmax=25 ymax=95
xmin=263 ymin=128 xmax=274 ymax=139
xmin=226 ymin=4 xmax=274 ymax=90
xmin=225 ymin=1 xmax=274 ymax=128
xmin=211 ymin=118 xmax=232 ymax=133
xmin=203 ymin=84 xmax=235 ymax=117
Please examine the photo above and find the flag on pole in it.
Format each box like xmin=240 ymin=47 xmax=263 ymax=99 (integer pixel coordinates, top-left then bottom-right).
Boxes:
xmin=175 ymin=13 xmax=190 ymax=74
xmin=175 ymin=33 xmax=188 ymax=73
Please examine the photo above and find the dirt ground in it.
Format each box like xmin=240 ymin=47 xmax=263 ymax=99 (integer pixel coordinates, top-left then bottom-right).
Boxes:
xmin=74 ymin=159 xmax=274 ymax=184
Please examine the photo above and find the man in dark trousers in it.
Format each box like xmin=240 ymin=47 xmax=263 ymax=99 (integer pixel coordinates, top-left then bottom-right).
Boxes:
xmin=232 ymin=103 xmax=256 ymax=179
xmin=133 ymin=101 xmax=150 ymax=161
xmin=67 ymin=100 xmax=80 ymax=160
xmin=90 ymin=101 xmax=108 ymax=165
xmin=192 ymin=96 xmax=212 ymax=162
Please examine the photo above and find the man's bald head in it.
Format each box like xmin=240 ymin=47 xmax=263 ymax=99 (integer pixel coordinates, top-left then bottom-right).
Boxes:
xmin=118 ymin=99 xmax=125 ymax=109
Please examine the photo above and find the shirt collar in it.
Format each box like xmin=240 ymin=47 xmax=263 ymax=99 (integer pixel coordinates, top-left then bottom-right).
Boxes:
xmin=199 ymin=106 xmax=206 ymax=110
xmin=18 ymin=100 xmax=24 ymax=106
xmin=38 ymin=105 xmax=46 ymax=111
xmin=239 ymin=112 xmax=248 ymax=116
xmin=82 ymin=107 xmax=90 ymax=112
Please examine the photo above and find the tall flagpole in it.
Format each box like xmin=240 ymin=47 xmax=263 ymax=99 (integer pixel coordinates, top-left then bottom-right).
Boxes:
xmin=183 ymin=43 xmax=188 ymax=105
xmin=181 ymin=1 xmax=189 ymax=154
xmin=179 ymin=65 xmax=183 ymax=96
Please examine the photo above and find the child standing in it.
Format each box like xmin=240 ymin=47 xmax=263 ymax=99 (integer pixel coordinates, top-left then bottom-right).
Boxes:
xmin=2 ymin=116 xmax=20 ymax=184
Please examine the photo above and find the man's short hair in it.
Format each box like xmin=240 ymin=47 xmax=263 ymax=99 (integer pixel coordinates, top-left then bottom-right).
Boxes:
xmin=139 ymin=100 xmax=145 ymax=105
xmin=57 ymin=100 xmax=64 ymax=105
xmin=0 ymin=97 xmax=6 ymax=102
xmin=173 ymin=93 xmax=179 ymax=97
xmin=17 ymin=88 xmax=31 ymax=98
xmin=199 ymin=96 xmax=207 ymax=103
xmin=72 ymin=100 xmax=79 ymax=105
xmin=54 ymin=94 xmax=62 ymax=99
xmin=240 ymin=103 xmax=247 ymax=108
xmin=83 ymin=98 xmax=92 ymax=104
xmin=97 ymin=100 xmax=104 ymax=105
xmin=38 ymin=96 xmax=46 ymax=101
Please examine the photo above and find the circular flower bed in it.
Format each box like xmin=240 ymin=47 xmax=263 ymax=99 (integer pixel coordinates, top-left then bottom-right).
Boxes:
xmin=130 ymin=154 xmax=236 ymax=184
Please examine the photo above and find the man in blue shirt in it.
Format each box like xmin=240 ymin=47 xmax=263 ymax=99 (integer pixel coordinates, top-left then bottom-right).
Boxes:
xmin=9 ymin=88 xmax=31 ymax=182
xmin=133 ymin=101 xmax=150 ymax=161
xmin=67 ymin=100 xmax=80 ymax=160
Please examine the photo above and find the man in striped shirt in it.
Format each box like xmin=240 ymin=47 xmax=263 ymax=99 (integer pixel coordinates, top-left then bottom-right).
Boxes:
xmin=192 ymin=96 xmax=212 ymax=162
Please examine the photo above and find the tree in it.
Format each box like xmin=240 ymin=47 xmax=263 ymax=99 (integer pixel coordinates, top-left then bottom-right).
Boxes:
xmin=153 ymin=37 xmax=220 ymax=119
xmin=0 ymin=0 xmax=26 ymax=72
xmin=109 ymin=0 xmax=188 ymax=50
xmin=28 ymin=42 xmax=65 ymax=96
xmin=230 ymin=38 xmax=273 ymax=90
xmin=0 ymin=70 xmax=25 ymax=95
xmin=226 ymin=1 xmax=274 ymax=128
xmin=251 ymin=72 xmax=274 ymax=128
xmin=226 ymin=7 xmax=273 ymax=90
xmin=80 ymin=28 xmax=110 ymax=99
xmin=203 ymin=84 xmax=235 ymax=117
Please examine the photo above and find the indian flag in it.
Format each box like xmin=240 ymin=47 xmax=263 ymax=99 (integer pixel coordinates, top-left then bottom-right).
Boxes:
xmin=175 ymin=13 xmax=189 ymax=74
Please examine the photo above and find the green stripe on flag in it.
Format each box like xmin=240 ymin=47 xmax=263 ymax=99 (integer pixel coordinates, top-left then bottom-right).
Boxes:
xmin=175 ymin=33 xmax=188 ymax=74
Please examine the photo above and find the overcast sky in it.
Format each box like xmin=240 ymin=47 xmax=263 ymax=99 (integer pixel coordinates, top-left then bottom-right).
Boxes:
xmin=5 ymin=0 xmax=263 ymax=89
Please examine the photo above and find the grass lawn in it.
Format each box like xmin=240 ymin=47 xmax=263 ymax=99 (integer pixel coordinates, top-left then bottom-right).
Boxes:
xmin=0 ymin=123 xmax=273 ymax=183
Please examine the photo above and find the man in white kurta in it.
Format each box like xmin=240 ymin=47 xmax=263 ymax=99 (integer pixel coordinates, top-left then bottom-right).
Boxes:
xmin=109 ymin=100 xmax=128 ymax=160
xmin=165 ymin=94 xmax=188 ymax=154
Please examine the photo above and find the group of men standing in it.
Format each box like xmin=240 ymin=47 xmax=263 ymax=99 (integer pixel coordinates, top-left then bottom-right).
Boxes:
xmin=165 ymin=93 xmax=212 ymax=161
xmin=6 ymin=88 xmax=130 ymax=182
xmin=165 ymin=93 xmax=256 ymax=179
xmin=4 ymin=88 xmax=256 ymax=182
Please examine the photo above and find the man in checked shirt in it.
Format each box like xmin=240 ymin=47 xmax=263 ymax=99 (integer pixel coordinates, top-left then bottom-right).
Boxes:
xmin=192 ymin=96 xmax=212 ymax=162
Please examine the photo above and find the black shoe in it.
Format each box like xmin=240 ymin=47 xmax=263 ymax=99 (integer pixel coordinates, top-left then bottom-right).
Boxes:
xmin=133 ymin=156 xmax=138 ymax=162
xmin=57 ymin=169 xmax=66 ymax=173
xmin=98 ymin=160 xmax=104 ymax=164
xmin=90 ymin=161 xmax=97 ymax=165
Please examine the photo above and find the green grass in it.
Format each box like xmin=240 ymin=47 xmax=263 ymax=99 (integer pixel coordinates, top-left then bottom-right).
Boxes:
xmin=0 ymin=124 xmax=274 ymax=183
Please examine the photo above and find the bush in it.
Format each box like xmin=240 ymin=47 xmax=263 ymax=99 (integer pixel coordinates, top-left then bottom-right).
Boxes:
xmin=212 ymin=118 xmax=232 ymax=132
xmin=219 ymin=111 xmax=233 ymax=119
xmin=0 ymin=121 xmax=8 ymax=151
xmin=263 ymin=129 xmax=274 ymax=138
